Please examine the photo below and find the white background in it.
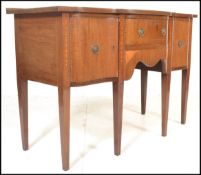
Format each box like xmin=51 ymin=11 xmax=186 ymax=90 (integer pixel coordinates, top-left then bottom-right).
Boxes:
xmin=1 ymin=1 xmax=200 ymax=174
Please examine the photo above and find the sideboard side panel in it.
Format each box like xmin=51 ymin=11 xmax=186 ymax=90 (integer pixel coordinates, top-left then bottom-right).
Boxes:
xmin=187 ymin=18 xmax=193 ymax=69
xmin=14 ymin=13 xmax=59 ymax=85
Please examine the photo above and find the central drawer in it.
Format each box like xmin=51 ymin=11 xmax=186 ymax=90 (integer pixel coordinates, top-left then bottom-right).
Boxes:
xmin=71 ymin=14 xmax=118 ymax=83
xmin=124 ymin=16 xmax=168 ymax=80
xmin=125 ymin=16 xmax=168 ymax=48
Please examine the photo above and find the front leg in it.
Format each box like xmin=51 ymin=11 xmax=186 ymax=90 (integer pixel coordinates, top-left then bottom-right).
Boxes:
xmin=161 ymin=73 xmax=171 ymax=136
xmin=57 ymin=13 xmax=71 ymax=171
xmin=58 ymin=85 xmax=70 ymax=171
xmin=181 ymin=69 xmax=190 ymax=124
xmin=17 ymin=77 xmax=28 ymax=151
xmin=113 ymin=80 xmax=124 ymax=155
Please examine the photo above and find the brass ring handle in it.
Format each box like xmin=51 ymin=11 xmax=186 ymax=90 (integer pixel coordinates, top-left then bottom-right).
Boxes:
xmin=161 ymin=27 xmax=167 ymax=36
xmin=178 ymin=40 xmax=184 ymax=48
xmin=138 ymin=28 xmax=144 ymax=37
xmin=91 ymin=44 xmax=99 ymax=54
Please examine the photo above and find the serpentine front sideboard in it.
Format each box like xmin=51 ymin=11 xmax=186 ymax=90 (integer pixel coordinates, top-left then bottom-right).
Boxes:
xmin=6 ymin=6 xmax=197 ymax=171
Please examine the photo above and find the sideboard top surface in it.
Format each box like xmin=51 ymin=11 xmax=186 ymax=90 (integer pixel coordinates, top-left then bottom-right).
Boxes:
xmin=6 ymin=6 xmax=197 ymax=18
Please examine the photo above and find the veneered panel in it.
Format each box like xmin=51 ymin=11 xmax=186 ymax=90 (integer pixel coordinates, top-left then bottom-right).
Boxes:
xmin=15 ymin=13 xmax=59 ymax=85
xmin=171 ymin=18 xmax=190 ymax=69
xmin=71 ymin=14 xmax=118 ymax=83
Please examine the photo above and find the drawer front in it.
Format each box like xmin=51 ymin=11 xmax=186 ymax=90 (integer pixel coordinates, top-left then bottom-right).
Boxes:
xmin=71 ymin=15 xmax=118 ymax=83
xmin=125 ymin=17 xmax=167 ymax=47
xmin=172 ymin=18 xmax=190 ymax=69
xmin=124 ymin=16 xmax=168 ymax=80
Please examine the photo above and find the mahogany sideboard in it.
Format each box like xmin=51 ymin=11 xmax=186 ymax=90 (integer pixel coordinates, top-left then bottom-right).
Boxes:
xmin=6 ymin=6 xmax=197 ymax=171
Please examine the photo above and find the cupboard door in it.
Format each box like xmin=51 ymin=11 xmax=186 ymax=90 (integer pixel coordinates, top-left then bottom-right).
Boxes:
xmin=71 ymin=14 xmax=118 ymax=83
xmin=172 ymin=18 xmax=190 ymax=69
